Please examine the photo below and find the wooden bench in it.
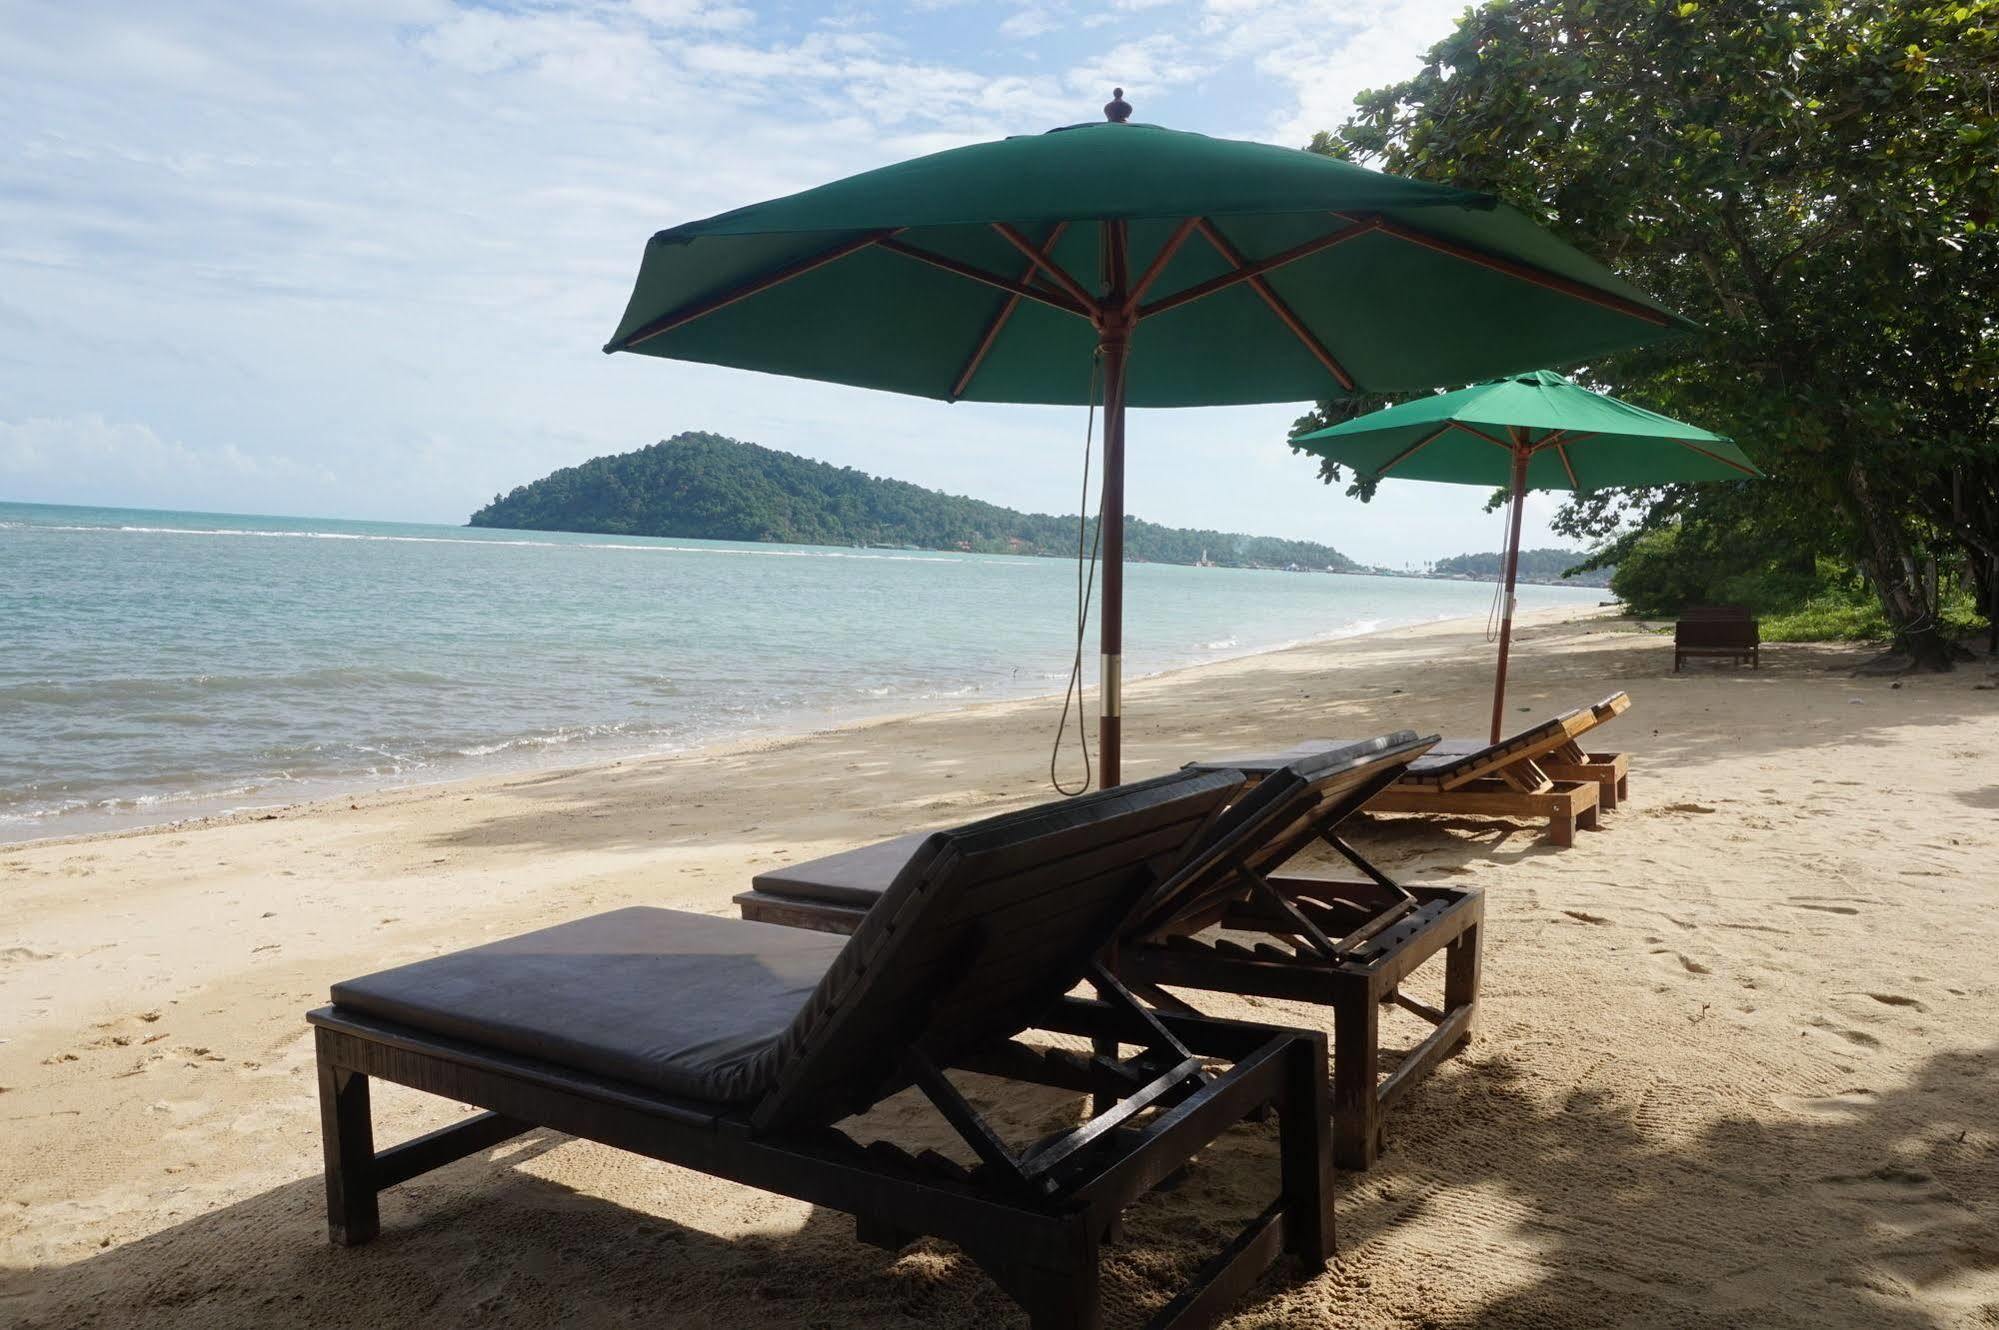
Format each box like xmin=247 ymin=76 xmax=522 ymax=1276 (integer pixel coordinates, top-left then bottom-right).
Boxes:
xmin=1674 ymin=608 xmax=1759 ymax=671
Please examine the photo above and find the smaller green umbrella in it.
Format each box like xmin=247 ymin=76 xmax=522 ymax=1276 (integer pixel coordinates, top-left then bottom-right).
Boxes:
xmin=1293 ymin=370 xmax=1760 ymax=741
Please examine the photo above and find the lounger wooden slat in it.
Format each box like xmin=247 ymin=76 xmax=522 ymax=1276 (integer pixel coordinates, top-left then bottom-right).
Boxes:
xmin=735 ymin=732 xmax=1486 ymax=1171
xmin=310 ymin=769 xmax=1338 ymax=1330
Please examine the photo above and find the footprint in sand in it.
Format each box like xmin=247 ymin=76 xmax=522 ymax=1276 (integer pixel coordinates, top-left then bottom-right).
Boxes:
xmin=1563 ymin=910 xmax=1611 ymax=925
xmin=1776 ymin=1088 xmax=1876 ymax=1117
xmin=1676 ymin=954 xmax=1712 ymax=975
xmin=1861 ymin=992 xmax=1927 ymax=1012
xmin=1656 ymin=802 xmax=1717 ymax=815
xmin=0 ymin=946 xmax=57 ymax=964
xmin=1810 ymin=1018 xmax=1883 ymax=1048
xmin=1785 ymin=900 xmax=1861 ymax=915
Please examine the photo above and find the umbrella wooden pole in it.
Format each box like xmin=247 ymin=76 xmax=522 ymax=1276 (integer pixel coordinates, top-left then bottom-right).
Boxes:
xmin=1098 ymin=223 xmax=1131 ymax=788
xmin=1099 ymin=332 xmax=1128 ymax=787
xmin=1489 ymin=446 xmax=1529 ymax=744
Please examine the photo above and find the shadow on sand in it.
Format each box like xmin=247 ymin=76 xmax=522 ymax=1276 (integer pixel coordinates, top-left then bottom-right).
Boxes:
xmin=5 ymin=1039 xmax=1993 ymax=1328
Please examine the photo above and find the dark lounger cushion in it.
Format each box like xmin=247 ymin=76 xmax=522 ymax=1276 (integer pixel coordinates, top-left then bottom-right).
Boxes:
xmin=1192 ymin=736 xmax=1459 ymax=779
xmin=749 ymin=830 xmax=930 ymax=908
xmin=330 ymin=907 xmax=847 ymax=1104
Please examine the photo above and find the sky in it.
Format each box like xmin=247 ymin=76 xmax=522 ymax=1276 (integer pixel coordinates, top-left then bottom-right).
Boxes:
xmin=0 ymin=0 xmax=1588 ymax=568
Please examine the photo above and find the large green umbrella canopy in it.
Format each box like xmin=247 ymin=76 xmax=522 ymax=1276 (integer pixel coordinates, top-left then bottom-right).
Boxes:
xmin=1294 ymin=369 xmax=1759 ymax=740
xmin=605 ymin=100 xmax=1692 ymax=786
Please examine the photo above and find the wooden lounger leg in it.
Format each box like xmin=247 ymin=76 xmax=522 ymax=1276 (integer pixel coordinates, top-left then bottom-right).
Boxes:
xmin=1331 ymin=987 xmax=1381 ymax=1171
xmin=997 ymin=1225 xmax=1102 ymax=1330
xmin=1549 ymin=807 xmax=1577 ymax=848
xmin=1444 ymin=923 xmax=1481 ymax=1057
xmin=317 ymin=1040 xmax=380 ymax=1247
xmin=1280 ymin=1035 xmax=1335 ymax=1265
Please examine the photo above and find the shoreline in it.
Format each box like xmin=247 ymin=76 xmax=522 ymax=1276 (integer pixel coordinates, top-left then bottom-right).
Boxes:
xmin=0 ymin=603 xmax=1604 ymax=850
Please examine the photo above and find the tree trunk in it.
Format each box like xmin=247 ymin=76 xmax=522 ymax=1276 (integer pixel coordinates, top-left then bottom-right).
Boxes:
xmin=1847 ymin=462 xmax=1960 ymax=671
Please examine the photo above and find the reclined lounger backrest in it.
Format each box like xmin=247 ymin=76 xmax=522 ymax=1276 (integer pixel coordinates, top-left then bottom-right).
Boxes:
xmin=749 ymin=766 xmax=1246 ymax=1131
xmin=1396 ymin=709 xmax=1590 ymax=790
xmin=1131 ymin=732 xmax=1434 ymax=941
xmin=1589 ymin=691 xmax=1632 ymax=727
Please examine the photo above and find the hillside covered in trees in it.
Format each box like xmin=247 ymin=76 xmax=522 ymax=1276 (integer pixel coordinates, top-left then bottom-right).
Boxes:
xmin=1429 ymin=549 xmax=1611 ymax=588
xmin=471 ymin=433 xmax=1363 ymax=571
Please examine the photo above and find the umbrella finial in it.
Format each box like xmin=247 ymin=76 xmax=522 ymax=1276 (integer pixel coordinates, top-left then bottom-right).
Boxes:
xmin=1105 ymin=88 xmax=1132 ymax=123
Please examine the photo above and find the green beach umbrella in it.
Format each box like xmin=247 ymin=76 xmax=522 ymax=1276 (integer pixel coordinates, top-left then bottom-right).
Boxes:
xmin=604 ymin=93 xmax=1692 ymax=787
xmin=1294 ymin=369 xmax=1759 ymax=742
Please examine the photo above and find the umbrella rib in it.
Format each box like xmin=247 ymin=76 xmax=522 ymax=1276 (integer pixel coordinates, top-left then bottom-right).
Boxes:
xmin=1335 ymin=213 xmax=1675 ymax=328
xmin=1371 ymin=422 xmax=1455 ymax=478
xmin=1124 ymin=218 xmax=1200 ymax=311
xmin=991 ymin=223 xmax=1101 ymax=317
xmin=1675 ymin=439 xmax=1761 ymax=477
xmin=1450 ymin=421 xmax=1518 ymax=452
xmin=950 ymin=222 xmax=1069 ymax=401
xmin=608 ymin=229 xmax=901 ymax=352
xmin=1136 ymin=216 xmax=1382 ymax=320
xmin=1194 ymin=220 xmax=1356 ymax=392
xmin=878 ymin=237 xmax=1093 ymax=320
xmin=1554 ymin=442 xmax=1580 ymax=487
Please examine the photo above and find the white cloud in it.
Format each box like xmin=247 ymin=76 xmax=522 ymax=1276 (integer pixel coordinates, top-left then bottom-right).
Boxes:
xmin=1064 ymin=34 xmax=1203 ymax=98
xmin=999 ymin=6 xmax=1062 ymax=38
xmin=0 ymin=416 xmax=340 ymax=510
xmin=630 ymin=0 xmax=756 ymax=30
xmin=1193 ymin=0 xmax=1462 ymax=144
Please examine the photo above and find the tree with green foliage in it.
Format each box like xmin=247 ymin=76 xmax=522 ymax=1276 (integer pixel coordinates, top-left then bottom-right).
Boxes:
xmin=1300 ymin=0 xmax=1999 ymax=665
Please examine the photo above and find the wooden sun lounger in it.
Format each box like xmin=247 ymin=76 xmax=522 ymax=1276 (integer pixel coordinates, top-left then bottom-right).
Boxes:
xmin=737 ymin=732 xmax=1485 ymax=1171
xmin=1193 ymin=693 xmax=1631 ymax=847
xmin=310 ymin=769 xmax=1335 ymax=1330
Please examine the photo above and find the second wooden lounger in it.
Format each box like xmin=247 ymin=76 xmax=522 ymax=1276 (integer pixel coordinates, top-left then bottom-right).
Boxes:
xmin=310 ymin=769 xmax=1334 ymax=1330
xmin=1195 ymin=692 xmax=1632 ymax=846
xmin=737 ymin=733 xmax=1484 ymax=1170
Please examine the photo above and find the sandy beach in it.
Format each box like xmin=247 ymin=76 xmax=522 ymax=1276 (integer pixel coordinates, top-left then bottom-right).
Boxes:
xmin=4 ymin=606 xmax=1997 ymax=1328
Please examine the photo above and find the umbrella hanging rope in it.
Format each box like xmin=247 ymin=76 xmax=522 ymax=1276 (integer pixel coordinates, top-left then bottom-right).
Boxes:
xmin=1050 ymin=353 xmax=1105 ymax=796
xmin=1483 ymin=467 xmax=1517 ymax=645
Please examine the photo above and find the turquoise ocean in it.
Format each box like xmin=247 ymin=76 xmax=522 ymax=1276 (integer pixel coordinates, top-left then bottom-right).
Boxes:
xmin=0 ymin=501 xmax=1605 ymax=840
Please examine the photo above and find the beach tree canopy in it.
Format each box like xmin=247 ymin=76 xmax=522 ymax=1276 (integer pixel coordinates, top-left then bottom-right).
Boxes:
xmin=605 ymin=101 xmax=1689 ymax=785
xmin=1300 ymin=0 xmax=1999 ymax=666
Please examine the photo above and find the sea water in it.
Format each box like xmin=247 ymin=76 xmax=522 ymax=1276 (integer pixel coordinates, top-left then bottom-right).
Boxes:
xmin=0 ymin=501 xmax=1605 ymax=839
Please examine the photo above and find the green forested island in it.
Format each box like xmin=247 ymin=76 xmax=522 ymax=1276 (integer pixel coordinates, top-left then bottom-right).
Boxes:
xmin=470 ymin=433 xmax=1363 ymax=571
xmin=1428 ymin=549 xmax=1611 ymax=588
